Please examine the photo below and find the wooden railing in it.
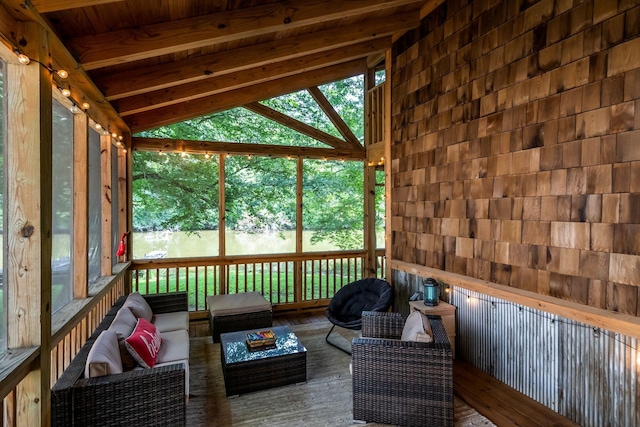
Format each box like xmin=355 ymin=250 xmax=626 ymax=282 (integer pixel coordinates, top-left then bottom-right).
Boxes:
xmin=49 ymin=265 xmax=127 ymax=385
xmin=2 ymin=264 xmax=128 ymax=425
xmin=129 ymin=250 xmax=386 ymax=312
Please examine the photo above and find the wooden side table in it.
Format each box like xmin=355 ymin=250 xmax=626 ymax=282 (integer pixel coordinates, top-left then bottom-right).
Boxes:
xmin=409 ymin=300 xmax=456 ymax=357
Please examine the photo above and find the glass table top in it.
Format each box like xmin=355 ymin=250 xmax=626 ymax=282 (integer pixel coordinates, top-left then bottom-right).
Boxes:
xmin=220 ymin=325 xmax=307 ymax=365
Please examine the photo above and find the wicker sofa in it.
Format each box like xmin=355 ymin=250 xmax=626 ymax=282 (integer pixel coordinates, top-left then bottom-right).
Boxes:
xmin=351 ymin=311 xmax=454 ymax=427
xmin=51 ymin=292 xmax=189 ymax=427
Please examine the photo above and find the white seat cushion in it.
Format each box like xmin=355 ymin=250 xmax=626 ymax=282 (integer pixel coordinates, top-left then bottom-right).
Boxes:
xmin=206 ymin=292 xmax=272 ymax=316
xmin=153 ymin=311 xmax=189 ymax=333
xmin=157 ymin=329 xmax=190 ymax=364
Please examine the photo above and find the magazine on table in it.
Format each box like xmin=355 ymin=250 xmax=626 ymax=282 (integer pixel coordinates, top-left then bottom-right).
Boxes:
xmin=246 ymin=330 xmax=276 ymax=349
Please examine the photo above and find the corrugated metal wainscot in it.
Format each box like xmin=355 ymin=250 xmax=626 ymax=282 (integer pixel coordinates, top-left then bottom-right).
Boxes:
xmin=450 ymin=286 xmax=639 ymax=427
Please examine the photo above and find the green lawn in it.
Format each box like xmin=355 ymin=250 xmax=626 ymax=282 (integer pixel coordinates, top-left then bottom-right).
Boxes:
xmin=132 ymin=262 xmax=368 ymax=310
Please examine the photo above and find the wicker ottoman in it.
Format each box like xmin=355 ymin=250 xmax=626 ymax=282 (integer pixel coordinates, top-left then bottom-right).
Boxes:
xmin=206 ymin=292 xmax=272 ymax=342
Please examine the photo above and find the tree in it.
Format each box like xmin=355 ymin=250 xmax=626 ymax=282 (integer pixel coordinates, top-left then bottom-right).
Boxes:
xmin=133 ymin=76 xmax=373 ymax=250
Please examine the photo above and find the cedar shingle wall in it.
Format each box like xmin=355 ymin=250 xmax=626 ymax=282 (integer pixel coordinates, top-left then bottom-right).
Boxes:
xmin=390 ymin=0 xmax=640 ymax=316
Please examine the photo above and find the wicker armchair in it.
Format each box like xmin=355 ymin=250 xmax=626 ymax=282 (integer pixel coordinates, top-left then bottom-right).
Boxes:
xmin=351 ymin=311 xmax=454 ymax=427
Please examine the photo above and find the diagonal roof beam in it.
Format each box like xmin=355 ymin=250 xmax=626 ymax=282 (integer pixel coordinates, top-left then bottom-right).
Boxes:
xmin=30 ymin=0 xmax=125 ymax=13
xmin=420 ymin=0 xmax=446 ymax=19
xmin=114 ymin=38 xmax=390 ymax=116
xmin=132 ymin=137 xmax=365 ymax=161
xmin=243 ymin=102 xmax=354 ymax=150
xmin=308 ymin=86 xmax=362 ymax=149
xmin=127 ymin=59 xmax=367 ymax=133
xmin=68 ymin=0 xmax=423 ymax=70
xmin=96 ymin=11 xmax=416 ymax=100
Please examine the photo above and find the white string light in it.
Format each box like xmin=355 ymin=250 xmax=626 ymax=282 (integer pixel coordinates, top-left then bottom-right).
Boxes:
xmin=10 ymin=47 xmax=127 ymax=146
xmin=15 ymin=51 xmax=30 ymax=65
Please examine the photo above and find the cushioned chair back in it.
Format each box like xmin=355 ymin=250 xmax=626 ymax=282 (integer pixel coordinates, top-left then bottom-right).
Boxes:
xmin=326 ymin=278 xmax=393 ymax=329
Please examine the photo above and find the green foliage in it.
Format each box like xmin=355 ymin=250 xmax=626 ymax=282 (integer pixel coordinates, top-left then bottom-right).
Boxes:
xmin=133 ymin=152 xmax=220 ymax=232
xmin=303 ymin=159 xmax=364 ymax=250
xmin=133 ymin=75 xmax=379 ymax=250
xmin=225 ymin=156 xmax=297 ymax=233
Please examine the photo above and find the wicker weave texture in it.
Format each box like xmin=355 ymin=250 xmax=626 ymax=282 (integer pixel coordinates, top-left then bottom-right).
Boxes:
xmin=352 ymin=312 xmax=454 ymax=427
xmin=144 ymin=292 xmax=188 ymax=314
xmin=221 ymin=352 xmax=306 ymax=396
xmin=51 ymin=293 xmax=188 ymax=427
xmin=73 ymin=365 xmax=186 ymax=427
xmin=211 ymin=310 xmax=272 ymax=342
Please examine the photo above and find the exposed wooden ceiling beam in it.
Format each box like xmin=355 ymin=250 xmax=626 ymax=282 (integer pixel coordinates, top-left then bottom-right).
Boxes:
xmin=115 ymin=38 xmax=389 ymax=116
xmin=366 ymin=52 xmax=385 ymax=69
xmin=308 ymin=86 xmax=362 ymax=150
xmin=420 ymin=0 xmax=446 ymax=19
xmin=30 ymin=0 xmax=125 ymax=13
xmin=127 ymin=59 xmax=367 ymax=133
xmin=69 ymin=0 xmax=423 ymax=70
xmin=132 ymin=137 xmax=365 ymax=161
xmin=96 ymin=11 xmax=416 ymax=100
xmin=243 ymin=102 xmax=354 ymax=150
xmin=0 ymin=1 xmax=129 ymax=134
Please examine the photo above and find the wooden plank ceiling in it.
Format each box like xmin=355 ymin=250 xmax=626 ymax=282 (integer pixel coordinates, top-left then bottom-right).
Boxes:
xmin=26 ymin=0 xmax=424 ymax=140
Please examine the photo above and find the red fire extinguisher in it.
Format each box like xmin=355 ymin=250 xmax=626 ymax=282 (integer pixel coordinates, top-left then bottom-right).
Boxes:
xmin=116 ymin=231 xmax=130 ymax=258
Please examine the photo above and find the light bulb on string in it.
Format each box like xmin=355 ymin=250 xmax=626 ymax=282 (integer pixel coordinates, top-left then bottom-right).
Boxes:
xmin=82 ymin=102 xmax=90 ymax=110
xmin=112 ymin=132 xmax=118 ymax=139
xmin=56 ymin=69 xmax=68 ymax=79
xmin=158 ymin=150 xmax=163 ymax=156
xmin=15 ymin=51 xmax=30 ymax=65
xmin=95 ymin=123 xmax=102 ymax=130
xmin=204 ymin=153 xmax=210 ymax=159
xmin=118 ymin=135 xmax=123 ymax=141
xmin=69 ymin=103 xmax=80 ymax=114
xmin=60 ymin=87 xmax=71 ymax=97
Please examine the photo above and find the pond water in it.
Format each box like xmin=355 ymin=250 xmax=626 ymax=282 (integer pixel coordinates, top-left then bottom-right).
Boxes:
xmin=0 ymin=230 xmax=384 ymax=264
xmin=133 ymin=230 xmax=385 ymax=259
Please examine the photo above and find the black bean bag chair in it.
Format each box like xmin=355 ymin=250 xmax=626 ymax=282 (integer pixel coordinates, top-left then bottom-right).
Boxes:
xmin=325 ymin=277 xmax=394 ymax=354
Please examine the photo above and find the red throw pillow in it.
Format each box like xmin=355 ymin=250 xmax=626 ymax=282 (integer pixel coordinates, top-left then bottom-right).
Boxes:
xmin=125 ymin=318 xmax=162 ymax=368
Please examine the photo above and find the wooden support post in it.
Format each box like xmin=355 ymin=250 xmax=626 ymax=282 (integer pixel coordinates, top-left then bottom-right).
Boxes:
xmin=117 ymin=142 xmax=127 ymax=254
xmin=73 ymin=112 xmax=89 ymax=298
xmin=384 ymin=49 xmax=392 ymax=283
xmin=6 ymin=21 xmax=52 ymax=427
xmin=218 ymin=154 xmax=226 ymax=293
xmin=295 ymin=157 xmax=303 ymax=304
xmin=123 ymin=132 xmax=133 ymax=293
xmin=364 ymin=67 xmax=377 ymax=278
xmin=100 ymin=134 xmax=112 ymax=275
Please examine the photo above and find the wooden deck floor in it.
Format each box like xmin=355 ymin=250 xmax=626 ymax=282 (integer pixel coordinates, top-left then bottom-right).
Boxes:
xmin=188 ymin=311 xmax=577 ymax=427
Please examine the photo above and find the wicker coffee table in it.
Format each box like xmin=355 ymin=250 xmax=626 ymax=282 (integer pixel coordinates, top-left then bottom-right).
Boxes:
xmin=220 ymin=325 xmax=307 ymax=396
